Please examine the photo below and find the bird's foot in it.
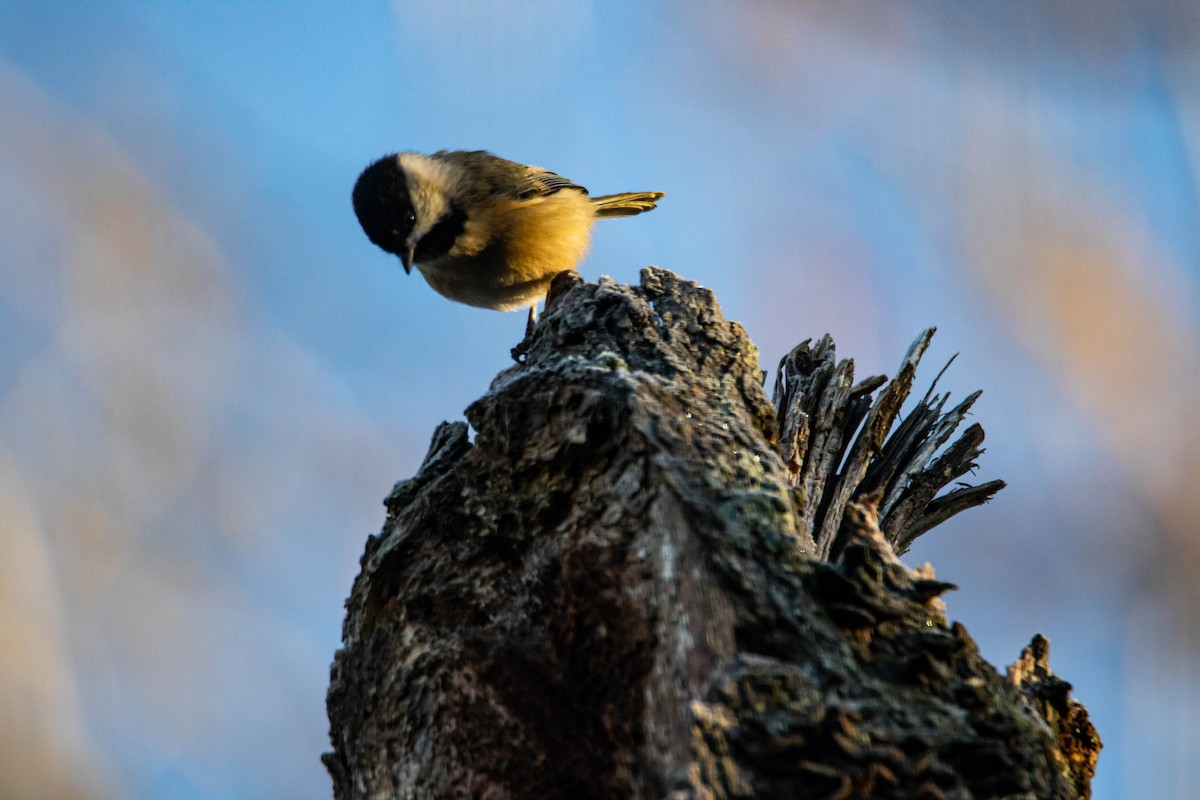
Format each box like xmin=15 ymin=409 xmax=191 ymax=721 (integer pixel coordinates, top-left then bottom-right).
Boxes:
xmin=511 ymin=306 xmax=537 ymax=362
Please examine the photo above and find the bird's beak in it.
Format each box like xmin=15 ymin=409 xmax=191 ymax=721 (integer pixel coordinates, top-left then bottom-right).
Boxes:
xmin=400 ymin=245 xmax=415 ymax=275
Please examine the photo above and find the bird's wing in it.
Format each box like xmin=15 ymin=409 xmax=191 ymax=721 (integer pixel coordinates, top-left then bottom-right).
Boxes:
xmin=519 ymin=166 xmax=587 ymax=198
xmin=434 ymin=150 xmax=588 ymax=201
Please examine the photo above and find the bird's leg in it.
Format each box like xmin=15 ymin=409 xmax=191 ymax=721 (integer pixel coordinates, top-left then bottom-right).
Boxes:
xmin=525 ymin=305 xmax=537 ymax=339
xmin=512 ymin=305 xmax=538 ymax=363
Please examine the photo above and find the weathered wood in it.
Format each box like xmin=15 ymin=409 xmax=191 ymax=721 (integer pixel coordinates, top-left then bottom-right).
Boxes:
xmin=325 ymin=267 xmax=1098 ymax=799
xmin=773 ymin=329 xmax=1006 ymax=559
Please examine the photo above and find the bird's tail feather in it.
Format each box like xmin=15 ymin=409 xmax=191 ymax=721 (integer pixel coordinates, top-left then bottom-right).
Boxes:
xmin=591 ymin=191 xmax=665 ymax=218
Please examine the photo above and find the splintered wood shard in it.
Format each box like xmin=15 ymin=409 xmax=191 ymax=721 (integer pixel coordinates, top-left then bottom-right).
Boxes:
xmin=773 ymin=327 xmax=1006 ymax=558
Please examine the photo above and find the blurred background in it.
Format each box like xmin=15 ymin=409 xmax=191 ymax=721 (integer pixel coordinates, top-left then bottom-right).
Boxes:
xmin=1 ymin=2 xmax=1197 ymax=798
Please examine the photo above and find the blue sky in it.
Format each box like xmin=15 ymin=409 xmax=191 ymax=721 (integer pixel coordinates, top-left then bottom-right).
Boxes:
xmin=2 ymin=3 xmax=1199 ymax=798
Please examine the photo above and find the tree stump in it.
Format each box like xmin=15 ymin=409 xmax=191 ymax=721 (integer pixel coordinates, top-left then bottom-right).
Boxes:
xmin=324 ymin=267 xmax=1099 ymax=799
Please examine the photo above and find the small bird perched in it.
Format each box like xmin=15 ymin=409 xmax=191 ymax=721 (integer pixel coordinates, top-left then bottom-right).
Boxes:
xmin=352 ymin=150 xmax=664 ymax=331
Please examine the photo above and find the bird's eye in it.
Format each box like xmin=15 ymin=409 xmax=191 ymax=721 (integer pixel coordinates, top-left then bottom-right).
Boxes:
xmin=405 ymin=210 xmax=416 ymax=227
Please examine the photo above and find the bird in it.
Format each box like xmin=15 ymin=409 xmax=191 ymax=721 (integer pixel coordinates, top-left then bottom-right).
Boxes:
xmin=352 ymin=150 xmax=664 ymax=333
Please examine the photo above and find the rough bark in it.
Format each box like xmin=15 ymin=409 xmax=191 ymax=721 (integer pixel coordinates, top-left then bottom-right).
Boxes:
xmin=325 ymin=267 xmax=1099 ymax=799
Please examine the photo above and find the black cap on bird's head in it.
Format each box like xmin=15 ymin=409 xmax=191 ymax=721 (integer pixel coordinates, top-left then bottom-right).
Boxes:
xmin=352 ymin=155 xmax=418 ymax=273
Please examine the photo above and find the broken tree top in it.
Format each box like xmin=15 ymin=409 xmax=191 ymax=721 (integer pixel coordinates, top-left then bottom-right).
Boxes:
xmin=325 ymin=267 xmax=1099 ymax=799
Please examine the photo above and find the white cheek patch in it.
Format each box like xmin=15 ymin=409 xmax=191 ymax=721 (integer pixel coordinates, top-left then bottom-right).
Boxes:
xmin=397 ymin=152 xmax=458 ymax=242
